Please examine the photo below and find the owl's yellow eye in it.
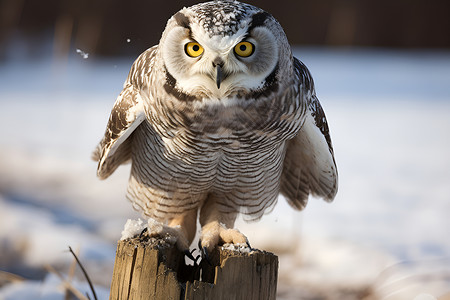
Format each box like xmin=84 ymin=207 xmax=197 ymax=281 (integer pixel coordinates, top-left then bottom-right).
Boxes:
xmin=234 ymin=41 xmax=254 ymax=57
xmin=185 ymin=42 xmax=204 ymax=57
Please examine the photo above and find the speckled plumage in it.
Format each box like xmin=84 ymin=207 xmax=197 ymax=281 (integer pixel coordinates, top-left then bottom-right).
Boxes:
xmin=189 ymin=1 xmax=256 ymax=36
xmin=94 ymin=0 xmax=337 ymax=252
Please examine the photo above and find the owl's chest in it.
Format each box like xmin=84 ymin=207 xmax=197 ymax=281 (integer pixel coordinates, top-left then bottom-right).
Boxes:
xmin=151 ymin=120 xmax=283 ymax=162
xmin=150 ymin=93 xmax=303 ymax=145
xmin=155 ymin=111 xmax=291 ymax=160
xmin=135 ymin=120 xmax=286 ymax=192
xmin=140 ymin=93 xmax=302 ymax=182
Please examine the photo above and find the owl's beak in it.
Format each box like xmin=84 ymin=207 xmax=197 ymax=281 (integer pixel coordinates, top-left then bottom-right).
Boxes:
xmin=213 ymin=58 xmax=225 ymax=89
xmin=215 ymin=64 xmax=223 ymax=89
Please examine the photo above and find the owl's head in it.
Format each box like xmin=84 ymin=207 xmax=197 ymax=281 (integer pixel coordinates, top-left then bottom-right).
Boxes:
xmin=158 ymin=1 xmax=293 ymax=101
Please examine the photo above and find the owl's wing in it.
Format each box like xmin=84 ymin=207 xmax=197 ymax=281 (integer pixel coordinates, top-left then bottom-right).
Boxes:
xmin=280 ymin=57 xmax=338 ymax=209
xmin=93 ymin=46 xmax=159 ymax=179
xmin=92 ymin=84 xmax=145 ymax=179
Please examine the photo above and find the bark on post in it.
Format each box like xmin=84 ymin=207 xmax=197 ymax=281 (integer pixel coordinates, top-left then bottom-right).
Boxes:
xmin=109 ymin=235 xmax=278 ymax=300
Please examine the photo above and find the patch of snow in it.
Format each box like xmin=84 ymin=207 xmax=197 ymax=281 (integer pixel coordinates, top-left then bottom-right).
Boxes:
xmin=147 ymin=217 xmax=163 ymax=234
xmin=0 ymin=273 xmax=109 ymax=300
xmin=0 ymin=196 xmax=115 ymax=268
xmin=372 ymin=258 xmax=450 ymax=299
xmin=119 ymin=218 xmax=179 ymax=245
xmin=414 ymin=294 xmax=438 ymax=300
xmin=147 ymin=218 xmax=178 ymax=245
xmin=120 ymin=218 xmax=146 ymax=240
xmin=279 ymin=236 xmax=395 ymax=290
xmin=221 ymin=243 xmax=251 ymax=254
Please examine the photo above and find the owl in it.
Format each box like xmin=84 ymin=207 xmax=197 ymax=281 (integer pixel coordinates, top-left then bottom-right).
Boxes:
xmin=93 ymin=0 xmax=337 ymax=257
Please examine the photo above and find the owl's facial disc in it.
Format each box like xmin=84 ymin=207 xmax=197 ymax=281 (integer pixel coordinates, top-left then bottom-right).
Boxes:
xmin=162 ymin=10 xmax=280 ymax=100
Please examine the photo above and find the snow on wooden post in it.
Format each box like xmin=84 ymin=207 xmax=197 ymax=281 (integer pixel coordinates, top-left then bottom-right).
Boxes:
xmin=109 ymin=235 xmax=278 ymax=300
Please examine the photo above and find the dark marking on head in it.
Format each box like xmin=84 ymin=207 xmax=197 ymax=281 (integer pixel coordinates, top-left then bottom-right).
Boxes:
xmin=174 ymin=12 xmax=191 ymax=30
xmin=189 ymin=1 xmax=259 ymax=36
xmin=163 ymin=67 xmax=197 ymax=102
xmin=247 ymin=63 xmax=279 ymax=100
xmin=248 ymin=11 xmax=271 ymax=32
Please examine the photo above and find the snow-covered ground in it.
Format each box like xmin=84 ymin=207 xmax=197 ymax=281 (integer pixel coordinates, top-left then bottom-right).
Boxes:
xmin=1 ymin=46 xmax=450 ymax=299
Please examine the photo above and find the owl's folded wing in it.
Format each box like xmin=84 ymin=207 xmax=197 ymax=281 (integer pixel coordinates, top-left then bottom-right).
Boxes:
xmin=279 ymin=57 xmax=338 ymax=209
xmin=92 ymin=84 xmax=145 ymax=179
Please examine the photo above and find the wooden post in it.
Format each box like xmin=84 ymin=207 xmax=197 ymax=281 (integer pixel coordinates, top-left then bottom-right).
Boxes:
xmin=109 ymin=235 xmax=278 ymax=300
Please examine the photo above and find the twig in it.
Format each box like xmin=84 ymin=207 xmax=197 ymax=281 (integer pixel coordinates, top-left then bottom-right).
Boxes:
xmin=44 ymin=264 xmax=89 ymax=300
xmin=68 ymin=246 xmax=79 ymax=280
xmin=68 ymin=246 xmax=98 ymax=300
xmin=66 ymin=246 xmax=80 ymax=300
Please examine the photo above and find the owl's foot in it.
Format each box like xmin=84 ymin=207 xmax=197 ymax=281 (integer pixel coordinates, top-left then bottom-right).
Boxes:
xmin=199 ymin=221 xmax=249 ymax=254
xmin=146 ymin=218 xmax=191 ymax=253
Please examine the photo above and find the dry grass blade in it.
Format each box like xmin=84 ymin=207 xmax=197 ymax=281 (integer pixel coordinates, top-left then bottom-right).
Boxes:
xmin=0 ymin=270 xmax=26 ymax=284
xmin=65 ymin=246 xmax=80 ymax=300
xmin=44 ymin=264 xmax=89 ymax=300
xmin=68 ymin=246 xmax=98 ymax=300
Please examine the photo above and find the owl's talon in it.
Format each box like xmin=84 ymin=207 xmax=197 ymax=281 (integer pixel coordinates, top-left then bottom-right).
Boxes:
xmin=198 ymin=240 xmax=212 ymax=264
xmin=246 ymin=241 xmax=252 ymax=250
xmin=139 ymin=227 xmax=148 ymax=237
xmin=200 ymin=222 xmax=249 ymax=254
xmin=201 ymin=246 xmax=212 ymax=265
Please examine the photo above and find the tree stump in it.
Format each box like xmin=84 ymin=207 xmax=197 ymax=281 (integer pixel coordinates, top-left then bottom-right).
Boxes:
xmin=109 ymin=235 xmax=278 ymax=300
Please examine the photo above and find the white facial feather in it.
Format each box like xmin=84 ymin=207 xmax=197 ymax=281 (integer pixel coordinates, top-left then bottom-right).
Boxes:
xmin=191 ymin=22 xmax=248 ymax=53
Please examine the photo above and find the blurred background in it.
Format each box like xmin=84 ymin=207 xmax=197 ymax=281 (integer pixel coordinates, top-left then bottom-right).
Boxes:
xmin=2 ymin=0 xmax=450 ymax=59
xmin=1 ymin=0 xmax=450 ymax=299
